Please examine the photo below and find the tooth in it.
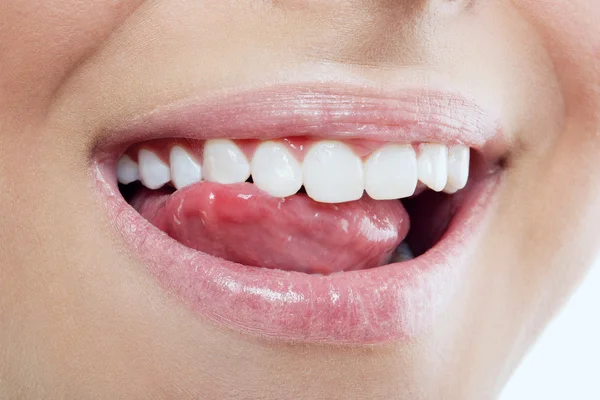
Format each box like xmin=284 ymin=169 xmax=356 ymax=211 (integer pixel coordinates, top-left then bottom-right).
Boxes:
xmin=138 ymin=149 xmax=171 ymax=189
xmin=117 ymin=155 xmax=139 ymax=185
xmin=364 ymin=144 xmax=417 ymax=200
xmin=444 ymin=145 xmax=470 ymax=194
xmin=303 ymin=141 xmax=364 ymax=203
xmin=170 ymin=146 xmax=202 ymax=190
xmin=251 ymin=141 xmax=302 ymax=197
xmin=203 ymin=139 xmax=251 ymax=184
xmin=390 ymin=242 xmax=414 ymax=263
xmin=417 ymin=144 xmax=448 ymax=192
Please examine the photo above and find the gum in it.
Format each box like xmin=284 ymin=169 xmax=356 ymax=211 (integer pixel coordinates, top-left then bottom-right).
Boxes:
xmin=124 ymin=137 xmax=430 ymax=164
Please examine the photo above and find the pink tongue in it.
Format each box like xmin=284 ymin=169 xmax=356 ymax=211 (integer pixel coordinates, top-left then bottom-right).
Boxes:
xmin=133 ymin=183 xmax=409 ymax=274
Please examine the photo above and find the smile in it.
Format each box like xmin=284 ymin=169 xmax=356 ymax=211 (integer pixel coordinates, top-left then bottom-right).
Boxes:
xmin=93 ymin=84 xmax=506 ymax=344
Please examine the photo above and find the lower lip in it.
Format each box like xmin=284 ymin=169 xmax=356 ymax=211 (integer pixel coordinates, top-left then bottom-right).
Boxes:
xmin=94 ymin=159 xmax=500 ymax=344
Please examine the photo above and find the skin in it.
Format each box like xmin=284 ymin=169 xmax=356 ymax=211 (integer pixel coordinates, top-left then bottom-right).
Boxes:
xmin=1 ymin=0 xmax=599 ymax=398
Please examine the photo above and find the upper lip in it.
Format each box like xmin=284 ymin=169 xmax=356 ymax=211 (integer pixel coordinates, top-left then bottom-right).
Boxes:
xmin=93 ymin=82 xmax=506 ymax=345
xmin=96 ymin=83 xmax=507 ymax=164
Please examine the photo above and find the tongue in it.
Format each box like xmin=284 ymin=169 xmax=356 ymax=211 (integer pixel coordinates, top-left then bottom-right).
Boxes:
xmin=132 ymin=182 xmax=409 ymax=274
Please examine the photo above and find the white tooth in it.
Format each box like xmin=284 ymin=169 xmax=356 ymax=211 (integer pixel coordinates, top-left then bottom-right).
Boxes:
xmin=443 ymin=186 xmax=459 ymax=195
xmin=170 ymin=146 xmax=202 ymax=190
xmin=138 ymin=149 xmax=171 ymax=189
xmin=303 ymin=141 xmax=364 ymax=203
xmin=364 ymin=144 xmax=417 ymax=200
xmin=203 ymin=139 xmax=250 ymax=184
xmin=417 ymin=144 xmax=448 ymax=192
xmin=117 ymin=155 xmax=139 ymax=185
xmin=444 ymin=145 xmax=470 ymax=194
xmin=251 ymin=141 xmax=302 ymax=198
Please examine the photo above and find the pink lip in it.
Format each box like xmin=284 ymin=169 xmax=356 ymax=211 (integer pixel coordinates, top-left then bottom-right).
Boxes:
xmin=94 ymin=85 xmax=504 ymax=344
xmin=99 ymin=85 xmax=505 ymax=162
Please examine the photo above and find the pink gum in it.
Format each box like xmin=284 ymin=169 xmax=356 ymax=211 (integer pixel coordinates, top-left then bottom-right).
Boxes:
xmin=125 ymin=137 xmax=430 ymax=164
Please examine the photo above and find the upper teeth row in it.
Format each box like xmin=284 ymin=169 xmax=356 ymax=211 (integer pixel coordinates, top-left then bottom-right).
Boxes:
xmin=117 ymin=139 xmax=469 ymax=203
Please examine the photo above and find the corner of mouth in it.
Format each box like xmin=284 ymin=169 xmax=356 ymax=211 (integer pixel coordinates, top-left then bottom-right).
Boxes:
xmin=91 ymin=83 xmax=508 ymax=344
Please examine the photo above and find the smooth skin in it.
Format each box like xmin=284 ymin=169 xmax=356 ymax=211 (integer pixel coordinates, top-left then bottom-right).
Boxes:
xmin=1 ymin=1 xmax=599 ymax=398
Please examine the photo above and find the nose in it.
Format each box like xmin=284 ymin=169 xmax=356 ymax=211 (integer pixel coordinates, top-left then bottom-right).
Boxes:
xmin=269 ymin=0 xmax=472 ymax=66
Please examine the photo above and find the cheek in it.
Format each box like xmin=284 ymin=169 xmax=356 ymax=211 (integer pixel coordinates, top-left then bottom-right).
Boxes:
xmin=514 ymin=0 xmax=600 ymax=319
xmin=514 ymin=1 xmax=600 ymax=102
xmin=513 ymin=0 xmax=600 ymax=173
xmin=0 ymin=0 xmax=143 ymax=112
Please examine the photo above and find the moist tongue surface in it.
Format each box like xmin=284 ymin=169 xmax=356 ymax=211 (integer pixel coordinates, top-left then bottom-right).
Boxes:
xmin=132 ymin=182 xmax=409 ymax=274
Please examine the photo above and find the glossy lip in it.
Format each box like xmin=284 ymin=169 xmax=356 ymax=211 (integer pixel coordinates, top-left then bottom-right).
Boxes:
xmin=97 ymin=84 xmax=506 ymax=163
xmin=93 ymin=84 xmax=505 ymax=344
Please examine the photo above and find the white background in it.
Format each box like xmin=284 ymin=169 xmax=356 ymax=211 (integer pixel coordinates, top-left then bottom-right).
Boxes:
xmin=500 ymin=261 xmax=600 ymax=399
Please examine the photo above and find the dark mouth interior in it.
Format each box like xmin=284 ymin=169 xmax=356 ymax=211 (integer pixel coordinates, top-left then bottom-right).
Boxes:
xmin=403 ymin=189 xmax=462 ymax=257
xmin=118 ymin=149 xmax=490 ymax=272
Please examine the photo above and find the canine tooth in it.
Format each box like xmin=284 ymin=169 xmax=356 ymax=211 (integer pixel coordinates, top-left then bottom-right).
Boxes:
xmin=170 ymin=146 xmax=202 ymax=190
xmin=117 ymin=155 xmax=139 ymax=185
xmin=364 ymin=144 xmax=417 ymax=200
xmin=417 ymin=144 xmax=448 ymax=192
xmin=251 ymin=141 xmax=302 ymax=198
xmin=303 ymin=141 xmax=364 ymax=203
xmin=138 ymin=149 xmax=171 ymax=189
xmin=444 ymin=145 xmax=470 ymax=193
xmin=203 ymin=139 xmax=250 ymax=184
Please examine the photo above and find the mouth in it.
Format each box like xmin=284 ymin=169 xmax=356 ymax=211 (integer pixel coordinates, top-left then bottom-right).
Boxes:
xmin=93 ymin=84 xmax=505 ymax=344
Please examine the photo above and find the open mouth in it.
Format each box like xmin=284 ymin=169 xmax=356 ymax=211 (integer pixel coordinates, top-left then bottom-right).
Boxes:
xmin=94 ymin=85 xmax=505 ymax=344
xmin=120 ymin=139 xmax=475 ymax=272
